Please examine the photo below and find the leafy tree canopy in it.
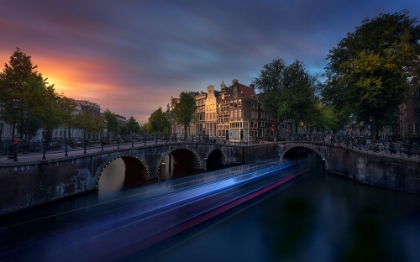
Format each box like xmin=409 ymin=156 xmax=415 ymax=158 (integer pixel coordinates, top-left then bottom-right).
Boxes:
xmin=172 ymin=92 xmax=197 ymax=138
xmin=74 ymin=110 xmax=100 ymax=139
xmin=254 ymin=59 xmax=319 ymax=134
xmin=322 ymin=10 xmax=420 ymax=138
xmin=0 ymin=48 xmax=66 ymax=139
xmin=126 ymin=116 xmax=140 ymax=135
xmin=103 ymin=109 xmax=120 ymax=136
xmin=148 ymin=107 xmax=171 ymax=133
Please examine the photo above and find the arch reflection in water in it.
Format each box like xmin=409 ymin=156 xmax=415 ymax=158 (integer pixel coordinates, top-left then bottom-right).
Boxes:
xmin=98 ymin=157 xmax=151 ymax=194
xmin=98 ymin=158 xmax=125 ymax=194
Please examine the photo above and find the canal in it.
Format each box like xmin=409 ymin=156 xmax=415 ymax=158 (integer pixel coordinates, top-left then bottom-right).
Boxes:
xmin=1 ymin=152 xmax=420 ymax=261
xmin=136 ymin=152 xmax=420 ymax=262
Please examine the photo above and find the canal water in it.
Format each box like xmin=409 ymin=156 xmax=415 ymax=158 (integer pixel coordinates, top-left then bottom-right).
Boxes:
xmin=2 ymin=153 xmax=420 ymax=261
xmin=132 ymin=153 xmax=420 ymax=262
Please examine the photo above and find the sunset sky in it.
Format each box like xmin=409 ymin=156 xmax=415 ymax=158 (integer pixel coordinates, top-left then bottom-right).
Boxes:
xmin=1 ymin=0 xmax=419 ymax=123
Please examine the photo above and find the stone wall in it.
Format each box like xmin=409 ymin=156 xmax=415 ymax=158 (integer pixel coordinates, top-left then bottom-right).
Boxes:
xmin=326 ymin=147 xmax=420 ymax=194
xmin=0 ymin=155 xmax=99 ymax=215
xmin=0 ymin=142 xmax=247 ymax=216
xmin=2 ymin=141 xmax=418 ymax=216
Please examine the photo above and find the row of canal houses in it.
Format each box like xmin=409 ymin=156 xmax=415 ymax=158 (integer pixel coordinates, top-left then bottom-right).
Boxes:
xmin=170 ymin=79 xmax=298 ymax=143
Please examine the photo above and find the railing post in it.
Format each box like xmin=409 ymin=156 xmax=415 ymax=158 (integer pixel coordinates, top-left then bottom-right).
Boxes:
xmin=42 ymin=142 xmax=46 ymax=160
xmin=14 ymin=143 xmax=18 ymax=162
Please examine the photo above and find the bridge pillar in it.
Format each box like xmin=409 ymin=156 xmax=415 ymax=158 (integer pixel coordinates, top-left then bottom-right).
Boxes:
xmin=203 ymin=157 xmax=207 ymax=172
xmin=161 ymin=153 xmax=173 ymax=180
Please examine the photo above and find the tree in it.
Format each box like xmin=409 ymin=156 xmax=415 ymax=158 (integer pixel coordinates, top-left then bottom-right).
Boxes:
xmin=254 ymin=59 xmax=319 ymax=135
xmin=74 ymin=110 xmax=97 ymax=141
xmin=165 ymin=103 xmax=174 ymax=133
xmin=142 ymin=122 xmax=152 ymax=133
xmin=311 ymin=103 xmax=349 ymax=133
xmin=126 ymin=116 xmax=140 ymax=139
xmin=148 ymin=107 xmax=170 ymax=133
xmin=0 ymin=48 xmax=65 ymax=142
xmin=322 ymin=10 xmax=420 ymax=140
xmin=39 ymin=84 xmax=65 ymax=141
xmin=172 ymin=92 xmax=197 ymax=139
xmin=253 ymin=59 xmax=285 ymax=138
xmin=58 ymin=96 xmax=77 ymax=140
xmin=103 ymin=109 xmax=120 ymax=139
xmin=0 ymin=48 xmax=42 ymax=131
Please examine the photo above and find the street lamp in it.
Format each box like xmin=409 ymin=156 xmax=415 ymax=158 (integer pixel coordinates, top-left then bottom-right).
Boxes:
xmin=8 ymin=99 xmax=20 ymax=160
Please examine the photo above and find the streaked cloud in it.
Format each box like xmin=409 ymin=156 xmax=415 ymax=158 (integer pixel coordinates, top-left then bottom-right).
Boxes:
xmin=1 ymin=0 xmax=419 ymax=123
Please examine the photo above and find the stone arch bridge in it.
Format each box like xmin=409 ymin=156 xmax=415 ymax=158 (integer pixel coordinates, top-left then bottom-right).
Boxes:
xmin=1 ymin=141 xmax=419 ymax=215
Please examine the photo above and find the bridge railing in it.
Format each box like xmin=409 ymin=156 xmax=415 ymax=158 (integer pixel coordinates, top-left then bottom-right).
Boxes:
xmin=282 ymin=134 xmax=420 ymax=159
xmin=2 ymin=132 xmax=419 ymax=162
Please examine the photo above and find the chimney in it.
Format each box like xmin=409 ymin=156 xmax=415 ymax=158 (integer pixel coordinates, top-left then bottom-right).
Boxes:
xmin=250 ymin=84 xmax=255 ymax=90
xmin=232 ymin=79 xmax=238 ymax=84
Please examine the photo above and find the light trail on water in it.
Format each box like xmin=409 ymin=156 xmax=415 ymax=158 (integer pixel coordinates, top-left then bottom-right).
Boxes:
xmin=0 ymin=160 xmax=305 ymax=261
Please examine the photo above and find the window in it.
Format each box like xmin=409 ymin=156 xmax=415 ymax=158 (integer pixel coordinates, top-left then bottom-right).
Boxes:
xmin=238 ymin=110 xmax=242 ymax=118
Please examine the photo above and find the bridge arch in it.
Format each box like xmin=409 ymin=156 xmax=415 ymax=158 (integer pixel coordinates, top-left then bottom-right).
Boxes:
xmin=96 ymin=154 xmax=150 ymax=191
xmin=205 ymin=148 xmax=227 ymax=171
xmin=281 ymin=144 xmax=329 ymax=169
xmin=156 ymin=147 xmax=202 ymax=180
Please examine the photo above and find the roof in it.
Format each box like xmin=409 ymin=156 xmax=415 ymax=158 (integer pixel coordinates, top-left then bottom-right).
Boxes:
xmin=237 ymin=82 xmax=257 ymax=100
xmin=170 ymin=97 xmax=179 ymax=105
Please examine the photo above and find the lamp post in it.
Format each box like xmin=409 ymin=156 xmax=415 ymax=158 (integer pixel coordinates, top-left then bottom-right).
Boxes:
xmin=42 ymin=141 xmax=46 ymax=160
xmin=8 ymin=99 xmax=20 ymax=160
xmin=131 ymin=133 xmax=134 ymax=147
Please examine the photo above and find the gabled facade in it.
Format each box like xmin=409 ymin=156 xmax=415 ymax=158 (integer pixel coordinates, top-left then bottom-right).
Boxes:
xmin=169 ymin=79 xmax=274 ymax=143
xmin=256 ymin=92 xmax=272 ymax=141
xmin=216 ymin=81 xmax=231 ymax=140
xmin=227 ymin=79 xmax=258 ymax=142
xmin=193 ymin=91 xmax=207 ymax=137
xmin=204 ymin=85 xmax=218 ymax=137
